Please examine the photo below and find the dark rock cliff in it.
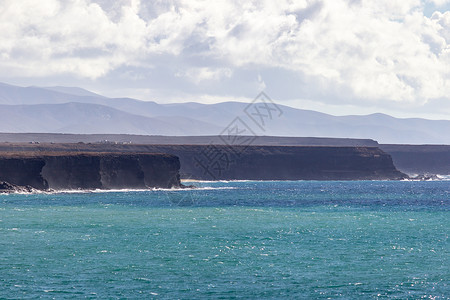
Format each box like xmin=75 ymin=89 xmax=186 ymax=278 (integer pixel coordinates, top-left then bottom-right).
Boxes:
xmin=0 ymin=157 xmax=48 ymax=190
xmin=380 ymin=145 xmax=450 ymax=175
xmin=0 ymin=134 xmax=447 ymax=176
xmin=158 ymin=145 xmax=406 ymax=180
xmin=0 ymin=153 xmax=181 ymax=190
xmin=0 ymin=144 xmax=406 ymax=182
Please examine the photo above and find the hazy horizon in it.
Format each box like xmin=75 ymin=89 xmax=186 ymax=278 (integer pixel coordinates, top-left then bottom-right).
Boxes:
xmin=1 ymin=82 xmax=450 ymax=144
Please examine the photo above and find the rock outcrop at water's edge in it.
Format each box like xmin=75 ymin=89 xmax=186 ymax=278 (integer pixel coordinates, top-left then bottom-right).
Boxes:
xmin=0 ymin=181 xmax=39 ymax=193
xmin=0 ymin=153 xmax=181 ymax=191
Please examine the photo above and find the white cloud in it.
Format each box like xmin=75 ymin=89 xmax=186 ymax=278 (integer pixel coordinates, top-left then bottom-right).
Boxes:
xmin=0 ymin=0 xmax=149 ymax=78
xmin=0 ymin=0 xmax=449 ymax=116
xmin=176 ymin=67 xmax=232 ymax=84
xmin=428 ymin=0 xmax=450 ymax=6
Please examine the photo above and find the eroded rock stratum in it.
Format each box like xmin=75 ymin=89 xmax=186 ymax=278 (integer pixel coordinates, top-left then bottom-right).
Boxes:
xmin=0 ymin=153 xmax=181 ymax=191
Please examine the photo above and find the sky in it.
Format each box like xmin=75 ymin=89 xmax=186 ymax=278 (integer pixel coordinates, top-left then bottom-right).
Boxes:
xmin=0 ymin=0 xmax=450 ymax=120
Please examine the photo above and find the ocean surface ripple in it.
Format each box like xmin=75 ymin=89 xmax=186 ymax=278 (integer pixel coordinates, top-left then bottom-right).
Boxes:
xmin=0 ymin=181 xmax=448 ymax=299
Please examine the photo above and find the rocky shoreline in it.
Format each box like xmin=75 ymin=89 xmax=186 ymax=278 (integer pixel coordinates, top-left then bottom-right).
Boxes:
xmin=0 ymin=181 xmax=40 ymax=193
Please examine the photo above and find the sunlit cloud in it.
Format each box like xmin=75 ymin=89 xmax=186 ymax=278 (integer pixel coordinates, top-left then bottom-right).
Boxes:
xmin=0 ymin=0 xmax=449 ymax=118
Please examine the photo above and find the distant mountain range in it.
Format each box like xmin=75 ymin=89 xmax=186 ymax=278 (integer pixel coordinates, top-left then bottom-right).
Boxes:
xmin=0 ymin=82 xmax=449 ymax=144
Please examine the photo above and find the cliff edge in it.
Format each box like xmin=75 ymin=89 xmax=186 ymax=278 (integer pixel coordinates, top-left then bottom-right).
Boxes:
xmin=0 ymin=152 xmax=181 ymax=191
xmin=0 ymin=144 xmax=407 ymax=188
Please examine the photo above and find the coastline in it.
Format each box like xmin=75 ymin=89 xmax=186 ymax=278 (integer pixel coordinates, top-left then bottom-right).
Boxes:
xmin=2 ymin=177 xmax=448 ymax=196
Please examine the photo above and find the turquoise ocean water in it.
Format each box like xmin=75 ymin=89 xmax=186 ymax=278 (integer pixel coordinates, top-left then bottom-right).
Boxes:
xmin=0 ymin=181 xmax=448 ymax=299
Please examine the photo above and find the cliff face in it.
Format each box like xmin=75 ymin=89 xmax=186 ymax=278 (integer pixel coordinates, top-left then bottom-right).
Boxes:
xmin=380 ymin=145 xmax=450 ymax=175
xmin=0 ymin=143 xmax=406 ymax=184
xmin=0 ymin=153 xmax=181 ymax=190
xmin=41 ymin=155 xmax=102 ymax=189
xmin=0 ymin=157 xmax=48 ymax=190
xmin=160 ymin=145 xmax=406 ymax=180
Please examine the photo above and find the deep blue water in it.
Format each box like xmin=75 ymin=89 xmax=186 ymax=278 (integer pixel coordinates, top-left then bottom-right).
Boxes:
xmin=0 ymin=181 xmax=448 ymax=299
